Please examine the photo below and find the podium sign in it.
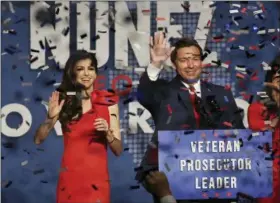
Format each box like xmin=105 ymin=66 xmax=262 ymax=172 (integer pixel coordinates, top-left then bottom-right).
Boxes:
xmin=158 ymin=130 xmax=273 ymax=200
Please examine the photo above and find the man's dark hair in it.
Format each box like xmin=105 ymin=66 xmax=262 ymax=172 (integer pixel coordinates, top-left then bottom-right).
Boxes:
xmin=264 ymin=53 xmax=280 ymax=101
xmin=170 ymin=37 xmax=203 ymax=64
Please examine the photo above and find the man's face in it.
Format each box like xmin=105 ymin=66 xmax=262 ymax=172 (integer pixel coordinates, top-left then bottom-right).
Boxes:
xmin=173 ymin=46 xmax=203 ymax=83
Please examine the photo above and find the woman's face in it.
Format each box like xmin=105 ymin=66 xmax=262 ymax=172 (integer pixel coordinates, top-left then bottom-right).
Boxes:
xmin=74 ymin=58 xmax=97 ymax=90
xmin=272 ymin=72 xmax=280 ymax=106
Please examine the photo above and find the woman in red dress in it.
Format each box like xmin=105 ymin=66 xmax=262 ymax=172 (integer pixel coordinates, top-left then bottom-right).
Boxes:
xmin=248 ymin=55 xmax=280 ymax=203
xmin=34 ymin=50 xmax=122 ymax=203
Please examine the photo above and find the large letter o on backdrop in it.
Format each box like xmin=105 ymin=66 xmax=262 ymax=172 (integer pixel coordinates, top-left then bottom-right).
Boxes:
xmin=1 ymin=103 xmax=32 ymax=137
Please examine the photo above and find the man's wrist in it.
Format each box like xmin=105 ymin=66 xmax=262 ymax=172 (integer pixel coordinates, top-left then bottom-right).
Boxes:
xmin=160 ymin=195 xmax=176 ymax=203
xmin=151 ymin=61 xmax=163 ymax=69
xmin=157 ymin=189 xmax=172 ymax=198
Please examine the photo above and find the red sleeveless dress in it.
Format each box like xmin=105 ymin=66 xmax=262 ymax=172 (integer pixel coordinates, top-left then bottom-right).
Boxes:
xmin=248 ymin=102 xmax=280 ymax=203
xmin=56 ymin=90 xmax=119 ymax=203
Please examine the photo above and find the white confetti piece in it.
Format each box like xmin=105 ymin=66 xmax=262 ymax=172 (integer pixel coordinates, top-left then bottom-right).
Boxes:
xmin=252 ymin=132 xmax=260 ymax=136
xmin=1 ymin=52 xmax=8 ymax=56
xmin=48 ymin=56 xmax=56 ymax=60
xmin=238 ymin=46 xmax=245 ymax=50
xmin=134 ymin=68 xmax=145 ymax=73
xmin=221 ymin=63 xmax=229 ymax=69
xmin=257 ymin=30 xmax=266 ymax=35
xmin=229 ymin=9 xmax=239 ymax=14
xmin=21 ymin=160 xmax=28 ymax=166
xmin=3 ymin=18 xmax=12 ymax=25
xmin=36 ymin=72 xmax=41 ymax=78
xmin=268 ymin=29 xmax=276 ymax=33
xmin=8 ymin=2 xmax=15 ymax=13
xmin=41 ymin=65 xmax=50 ymax=71
xmin=132 ymin=81 xmax=139 ymax=86
xmin=41 ymin=100 xmax=48 ymax=106
xmin=67 ymin=92 xmax=76 ymax=96
xmin=253 ymin=10 xmax=263 ymax=15
xmin=235 ymin=67 xmax=246 ymax=72
xmin=232 ymin=4 xmax=241 ymax=8
xmin=233 ymin=129 xmax=239 ymax=136
xmin=53 ymin=83 xmax=61 ymax=87
xmin=257 ymin=91 xmax=267 ymax=95
xmin=264 ymin=120 xmax=272 ymax=125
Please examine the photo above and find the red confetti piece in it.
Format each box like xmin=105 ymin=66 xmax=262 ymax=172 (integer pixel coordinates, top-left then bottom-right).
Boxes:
xmin=202 ymin=193 xmax=208 ymax=198
xmin=238 ymin=80 xmax=246 ymax=89
xmin=166 ymin=104 xmax=172 ymax=115
xmin=227 ymin=192 xmax=232 ymax=197
xmin=224 ymin=84 xmax=231 ymax=90
xmin=240 ymin=92 xmax=251 ymax=100
xmin=214 ymin=132 xmax=219 ymax=137
xmin=180 ymin=124 xmax=190 ymax=129
xmin=249 ymin=45 xmax=260 ymax=50
xmin=207 ymin=20 xmax=211 ymax=27
xmin=223 ymin=121 xmax=233 ymax=127
xmin=241 ymin=7 xmax=247 ymax=13
xmin=236 ymin=72 xmax=246 ymax=79
xmin=213 ymin=38 xmax=223 ymax=43
xmin=202 ymin=63 xmax=212 ymax=68
xmin=142 ymin=9 xmax=150 ymax=13
xmin=250 ymin=76 xmax=259 ymax=81
xmin=201 ymin=132 xmax=206 ymax=137
xmin=156 ymin=17 xmax=166 ymax=21
xmin=227 ymin=37 xmax=236 ymax=42
xmin=215 ymin=192 xmax=220 ymax=197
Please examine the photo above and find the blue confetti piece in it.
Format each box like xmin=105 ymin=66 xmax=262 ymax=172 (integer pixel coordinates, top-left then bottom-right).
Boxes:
xmin=224 ymin=96 xmax=229 ymax=102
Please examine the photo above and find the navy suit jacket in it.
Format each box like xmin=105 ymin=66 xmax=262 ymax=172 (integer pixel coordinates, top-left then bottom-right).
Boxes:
xmin=135 ymin=71 xmax=245 ymax=202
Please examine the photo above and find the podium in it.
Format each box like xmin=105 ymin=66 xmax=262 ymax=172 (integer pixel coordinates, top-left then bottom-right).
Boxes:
xmin=157 ymin=129 xmax=273 ymax=200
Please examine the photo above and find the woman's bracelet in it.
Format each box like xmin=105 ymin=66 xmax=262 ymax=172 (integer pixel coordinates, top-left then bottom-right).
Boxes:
xmin=106 ymin=129 xmax=116 ymax=144
xmin=108 ymin=137 xmax=116 ymax=144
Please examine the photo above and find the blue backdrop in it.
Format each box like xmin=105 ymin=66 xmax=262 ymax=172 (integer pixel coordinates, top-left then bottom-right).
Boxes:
xmin=1 ymin=1 xmax=280 ymax=203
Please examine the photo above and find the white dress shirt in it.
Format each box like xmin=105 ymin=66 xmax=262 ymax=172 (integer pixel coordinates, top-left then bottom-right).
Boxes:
xmin=147 ymin=63 xmax=201 ymax=97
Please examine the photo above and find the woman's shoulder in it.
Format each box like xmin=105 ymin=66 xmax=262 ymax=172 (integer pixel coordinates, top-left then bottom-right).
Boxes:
xmin=91 ymin=90 xmax=119 ymax=106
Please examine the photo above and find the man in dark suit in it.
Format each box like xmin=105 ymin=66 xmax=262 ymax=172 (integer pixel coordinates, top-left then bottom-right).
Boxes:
xmin=136 ymin=31 xmax=245 ymax=203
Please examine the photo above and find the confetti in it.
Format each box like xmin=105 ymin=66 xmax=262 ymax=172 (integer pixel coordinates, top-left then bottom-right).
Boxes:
xmin=184 ymin=130 xmax=195 ymax=136
xmin=80 ymin=33 xmax=87 ymax=39
xmin=2 ymin=142 xmax=14 ymax=148
xmin=124 ymin=147 xmax=129 ymax=151
xmin=156 ymin=17 xmax=166 ymax=21
xmin=123 ymin=98 xmax=134 ymax=105
xmin=66 ymin=92 xmax=76 ymax=96
xmin=2 ymin=180 xmax=12 ymax=188
xmin=164 ymin=163 xmax=171 ymax=172
xmin=33 ymin=169 xmax=45 ymax=175
xmin=41 ymin=180 xmax=48 ymax=183
xmin=166 ymin=115 xmax=172 ymax=124
xmin=91 ymin=184 xmax=98 ymax=190
xmin=130 ymin=185 xmax=140 ymax=190
xmin=92 ymin=35 xmax=100 ymax=42
xmin=223 ymin=121 xmax=233 ymax=127
xmin=134 ymin=166 xmax=143 ymax=172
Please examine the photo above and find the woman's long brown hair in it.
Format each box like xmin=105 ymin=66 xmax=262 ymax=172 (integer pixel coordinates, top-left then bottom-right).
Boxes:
xmin=56 ymin=50 xmax=98 ymax=131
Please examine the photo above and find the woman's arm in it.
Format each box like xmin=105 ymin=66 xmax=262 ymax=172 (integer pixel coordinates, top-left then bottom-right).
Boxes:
xmin=106 ymin=104 xmax=122 ymax=156
xmin=34 ymin=116 xmax=58 ymax=145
